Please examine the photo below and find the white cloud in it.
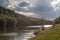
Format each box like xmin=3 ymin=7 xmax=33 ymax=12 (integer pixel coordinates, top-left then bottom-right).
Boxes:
xmin=6 ymin=0 xmax=31 ymax=10
xmin=22 ymin=7 xmax=28 ymax=10
xmin=6 ymin=0 xmax=19 ymax=9
xmin=51 ymin=0 xmax=60 ymax=11
xmin=2 ymin=0 xmax=59 ymax=19
xmin=16 ymin=11 xmax=39 ymax=18
xmin=7 ymin=5 xmax=15 ymax=9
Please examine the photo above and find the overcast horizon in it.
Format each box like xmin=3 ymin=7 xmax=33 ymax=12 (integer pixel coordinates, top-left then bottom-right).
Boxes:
xmin=0 ymin=0 xmax=60 ymax=20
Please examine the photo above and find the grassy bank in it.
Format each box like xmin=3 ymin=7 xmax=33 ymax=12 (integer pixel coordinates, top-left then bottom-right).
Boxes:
xmin=29 ymin=24 xmax=60 ymax=40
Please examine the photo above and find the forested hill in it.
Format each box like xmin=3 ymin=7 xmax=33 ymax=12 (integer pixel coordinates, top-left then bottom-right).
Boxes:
xmin=0 ymin=6 xmax=52 ymax=33
xmin=0 ymin=6 xmax=40 ymax=26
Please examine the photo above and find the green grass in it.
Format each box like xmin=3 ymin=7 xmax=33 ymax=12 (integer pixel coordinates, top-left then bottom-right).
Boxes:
xmin=29 ymin=24 xmax=60 ymax=40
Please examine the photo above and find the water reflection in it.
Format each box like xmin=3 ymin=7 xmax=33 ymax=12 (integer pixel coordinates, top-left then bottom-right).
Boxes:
xmin=0 ymin=25 xmax=53 ymax=40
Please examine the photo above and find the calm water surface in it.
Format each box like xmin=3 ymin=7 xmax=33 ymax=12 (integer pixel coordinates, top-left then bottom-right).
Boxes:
xmin=0 ymin=25 xmax=53 ymax=40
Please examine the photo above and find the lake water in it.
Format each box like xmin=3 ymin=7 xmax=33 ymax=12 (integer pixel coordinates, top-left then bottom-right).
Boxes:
xmin=0 ymin=25 xmax=53 ymax=40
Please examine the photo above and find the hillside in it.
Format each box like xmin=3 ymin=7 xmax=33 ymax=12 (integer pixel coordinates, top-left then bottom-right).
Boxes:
xmin=0 ymin=6 xmax=41 ymax=33
xmin=0 ymin=6 xmax=53 ymax=33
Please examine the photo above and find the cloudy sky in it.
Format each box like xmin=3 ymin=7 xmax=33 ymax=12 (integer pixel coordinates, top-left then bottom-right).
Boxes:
xmin=0 ymin=0 xmax=60 ymax=20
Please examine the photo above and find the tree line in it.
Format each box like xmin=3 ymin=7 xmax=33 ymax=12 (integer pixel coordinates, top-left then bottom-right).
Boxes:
xmin=53 ymin=17 xmax=60 ymax=24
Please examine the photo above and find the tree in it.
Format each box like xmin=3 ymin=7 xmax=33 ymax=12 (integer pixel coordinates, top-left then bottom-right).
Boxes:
xmin=54 ymin=17 xmax=60 ymax=24
xmin=0 ymin=14 xmax=7 ymax=33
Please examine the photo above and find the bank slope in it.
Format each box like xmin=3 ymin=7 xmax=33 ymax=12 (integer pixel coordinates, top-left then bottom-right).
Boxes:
xmin=29 ymin=24 xmax=60 ymax=40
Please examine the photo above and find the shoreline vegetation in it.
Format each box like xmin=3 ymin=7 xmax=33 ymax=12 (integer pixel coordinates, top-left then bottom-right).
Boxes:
xmin=29 ymin=24 xmax=60 ymax=40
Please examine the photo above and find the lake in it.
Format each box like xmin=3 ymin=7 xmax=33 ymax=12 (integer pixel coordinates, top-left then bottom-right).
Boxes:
xmin=0 ymin=25 xmax=53 ymax=40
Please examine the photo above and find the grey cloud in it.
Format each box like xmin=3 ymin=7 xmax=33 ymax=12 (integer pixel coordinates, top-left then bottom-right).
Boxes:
xmin=26 ymin=0 xmax=56 ymax=19
xmin=0 ymin=0 xmax=59 ymax=19
xmin=38 ymin=12 xmax=56 ymax=19
xmin=0 ymin=0 xmax=5 ymax=7
xmin=0 ymin=0 xmax=10 ymax=7
xmin=15 ymin=0 xmax=56 ymax=19
xmin=28 ymin=5 xmax=53 ymax=13
xmin=55 ymin=7 xmax=60 ymax=17
xmin=13 ymin=6 xmax=26 ymax=12
xmin=28 ymin=0 xmax=53 ymax=12
xmin=19 ymin=1 xmax=30 ymax=7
